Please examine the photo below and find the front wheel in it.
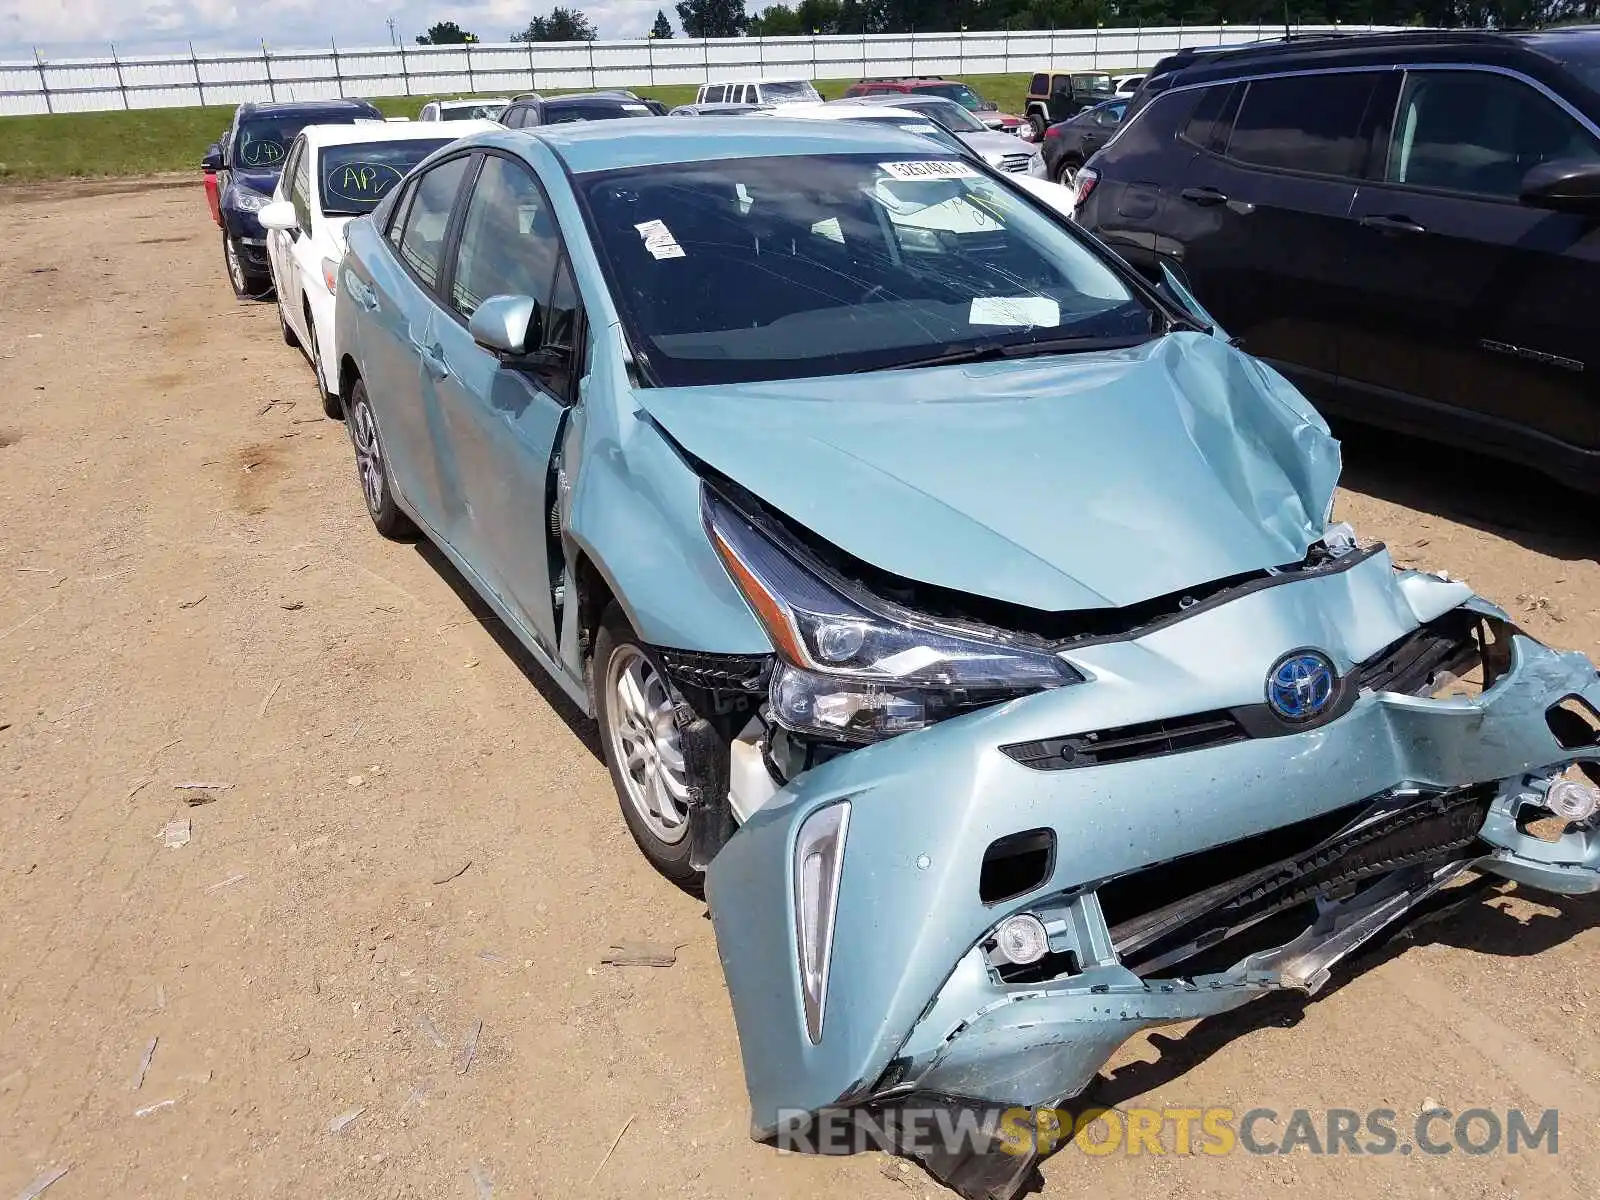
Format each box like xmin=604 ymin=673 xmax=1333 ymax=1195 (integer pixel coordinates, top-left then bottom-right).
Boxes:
xmin=593 ymin=606 xmax=703 ymax=889
xmin=222 ymin=230 xmax=269 ymax=300
xmin=345 ymin=378 xmax=415 ymax=539
xmin=1028 ymin=111 xmax=1047 ymax=139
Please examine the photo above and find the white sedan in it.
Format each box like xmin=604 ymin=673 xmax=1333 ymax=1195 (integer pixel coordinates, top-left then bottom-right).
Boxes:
xmin=419 ymin=98 xmax=509 ymax=122
xmin=750 ymin=104 xmax=1080 ymax=222
xmin=257 ymin=120 xmax=498 ymax=417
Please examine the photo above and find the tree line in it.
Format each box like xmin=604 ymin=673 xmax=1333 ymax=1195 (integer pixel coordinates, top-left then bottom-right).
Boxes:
xmin=416 ymin=0 xmax=1600 ymax=44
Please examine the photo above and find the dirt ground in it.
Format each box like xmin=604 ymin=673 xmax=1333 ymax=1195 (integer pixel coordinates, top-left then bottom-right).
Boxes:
xmin=1 ymin=180 xmax=1598 ymax=1200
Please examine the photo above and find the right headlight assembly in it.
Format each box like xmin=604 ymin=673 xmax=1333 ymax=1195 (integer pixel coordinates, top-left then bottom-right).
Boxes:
xmin=703 ymin=486 xmax=1081 ymax=744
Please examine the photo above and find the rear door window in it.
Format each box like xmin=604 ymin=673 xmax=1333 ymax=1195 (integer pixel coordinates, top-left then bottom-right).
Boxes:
xmin=1386 ymin=69 xmax=1600 ymax=199
xmin=1181 ymin=83 xmax=1239 ymax=150
xmin=1223 ymin=72 xmax=1383 ymax=177
xmin=397 ymin=154 xmax=473 ymax=292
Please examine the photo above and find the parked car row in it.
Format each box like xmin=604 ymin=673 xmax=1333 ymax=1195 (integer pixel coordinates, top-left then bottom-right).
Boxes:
xmin=192 ymin=64 xmax=1600 ymax=1200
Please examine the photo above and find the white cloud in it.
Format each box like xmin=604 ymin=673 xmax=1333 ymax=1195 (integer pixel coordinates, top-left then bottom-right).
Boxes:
xmin=0 ymin=0 xmax=680 ymax=55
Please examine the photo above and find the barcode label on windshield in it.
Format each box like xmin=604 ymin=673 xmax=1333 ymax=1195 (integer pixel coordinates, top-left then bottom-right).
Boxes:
xmin=878 ymin=160 xmax=977 ymax=181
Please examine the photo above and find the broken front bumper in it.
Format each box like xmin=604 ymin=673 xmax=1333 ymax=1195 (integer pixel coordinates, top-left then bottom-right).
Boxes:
xmin=705 ymin=556 xmax=1600 ymax=1147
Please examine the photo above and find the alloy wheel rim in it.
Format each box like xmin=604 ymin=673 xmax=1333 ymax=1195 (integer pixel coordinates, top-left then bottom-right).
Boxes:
xmin=351 ymin=400 xmax=385 ymax=516
xmin=226 ymin=238 xmax=244 ymax=291
xmin=604 ymin=644 xmax=691 ymax=846
xmin=1059 ymin=163 xmax=1078 ymax=186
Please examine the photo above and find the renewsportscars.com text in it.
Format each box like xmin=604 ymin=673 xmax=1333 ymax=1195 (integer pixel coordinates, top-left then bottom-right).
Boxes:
xmin=773 ymin=1105 xmax=1559 ymax=1158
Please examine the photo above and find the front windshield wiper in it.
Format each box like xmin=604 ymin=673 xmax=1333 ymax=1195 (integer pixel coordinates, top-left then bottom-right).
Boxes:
xmin=862 ymin=332 xmax=1156 ymax=372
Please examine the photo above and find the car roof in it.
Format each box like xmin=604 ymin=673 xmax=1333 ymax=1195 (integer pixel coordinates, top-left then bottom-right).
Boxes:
xmin=835 ymin=93 xmax=953 ymax=106
xmin=240 ymin=98 xmax=378 ymax=117
xmin=545 ymin=92 xmax=642 ymax=106
xmin=669 ymin=102 xmax=763 ymax=114
xmin=298 ymin=119 xmax=501 ymax=148
xmin=1163 ymin=27 xmax=1599 ymax=78
xmin=436 ymin=97 xmax=509 ymax=107
xmin=764 ymin=102 xmax=926 ymax=121
xmin=1153 ymin=26 xmax=1600 ymax=110
xmin=703 ymin=78 xmax=811 ymax=85
xmin=503 ymin=116 xmax=959 ymax=173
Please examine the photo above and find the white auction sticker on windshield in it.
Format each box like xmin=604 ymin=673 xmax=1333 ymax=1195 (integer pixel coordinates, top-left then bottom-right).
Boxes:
xmin=970 ymin=296 xmax=1061 ymax=328
xmin=878 ymin=160 xmax=978 ymax=181
xmin=634 ymin=219 xmax=685 ymax=260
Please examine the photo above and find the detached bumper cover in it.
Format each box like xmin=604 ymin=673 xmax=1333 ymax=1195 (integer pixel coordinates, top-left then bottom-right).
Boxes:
xmin=706 ymin=552 xmax=1600 ymax=1142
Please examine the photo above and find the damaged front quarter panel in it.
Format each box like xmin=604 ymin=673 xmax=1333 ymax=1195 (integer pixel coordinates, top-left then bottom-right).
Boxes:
xmin=704 ymin=552 xmax=1600 ymax=1196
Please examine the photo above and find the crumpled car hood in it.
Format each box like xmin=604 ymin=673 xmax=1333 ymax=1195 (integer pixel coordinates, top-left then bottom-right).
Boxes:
xmin=638 ymin=332 xmax=1340 ymax=612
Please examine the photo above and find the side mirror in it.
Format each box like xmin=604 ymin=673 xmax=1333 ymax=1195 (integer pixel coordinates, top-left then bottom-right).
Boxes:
xmin=202 ymin=145 xmax=222 ymax=171
xmin=469 ymin=294 xmax=540 ymax=357
xmin=1520 ymin=160 xmax=1600 ymax=215
xmin=257 ymin=200 xmax=299 ymax=232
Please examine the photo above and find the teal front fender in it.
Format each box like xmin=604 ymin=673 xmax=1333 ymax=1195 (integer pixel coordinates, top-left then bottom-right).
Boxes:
xmin=562 ymin=343 xmax=771 ymax=656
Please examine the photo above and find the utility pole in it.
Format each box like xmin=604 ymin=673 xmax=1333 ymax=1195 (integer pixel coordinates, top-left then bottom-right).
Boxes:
xmin=387 ymin=17 xmax=399 ymax=47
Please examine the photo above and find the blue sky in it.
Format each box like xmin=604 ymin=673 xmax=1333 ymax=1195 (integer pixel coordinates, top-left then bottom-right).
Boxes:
xmin=0 ymin=0 xmax=680 ymax=56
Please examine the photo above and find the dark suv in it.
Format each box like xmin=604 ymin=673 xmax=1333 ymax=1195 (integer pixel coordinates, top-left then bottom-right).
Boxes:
xmin=208 ymin=98 xmax=382 ymax=297
xmin=1077 ymin=30 xmax=1600 ymax=491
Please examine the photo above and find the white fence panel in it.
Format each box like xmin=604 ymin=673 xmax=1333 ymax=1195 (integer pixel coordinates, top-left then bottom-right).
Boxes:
xmin=0 ymin=25 xmax=1408 ymax=116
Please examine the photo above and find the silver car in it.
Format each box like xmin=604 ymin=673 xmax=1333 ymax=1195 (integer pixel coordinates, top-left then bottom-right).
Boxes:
xmin=828 ymin=94 xmax=1043 ymax=175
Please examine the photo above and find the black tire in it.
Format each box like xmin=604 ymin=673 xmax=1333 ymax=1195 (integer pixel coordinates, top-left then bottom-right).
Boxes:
xmin=306 ymin=307 xmax=342 ymax=419
xmin=345 ymin=377 xmax=415 ymax=540
xmin=1028 ymin=111 xmax=1047 ymax=139
xmin=593 ymin=604 xmax=703 ymax=890
xmin=277 ymin=300 xmax=299 ymax=347
xmin=222 ymin=229 xmax=269 ymax=300
xmin=1055 ymin=157 xmax=1081 ymax=187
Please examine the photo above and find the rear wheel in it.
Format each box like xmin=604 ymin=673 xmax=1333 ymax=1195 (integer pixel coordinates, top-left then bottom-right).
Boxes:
xmin=594 ymin=606 xmax=703 ymax=889
xmin=1055 ymin=157 xmax=1081 ymax=187
xmin=346 ymin=378 xmax=415 ymax=540
xmin=277 ymin=299 xmax=299 ymax=347
xmin=305 ymin=306 xmax=342 ymax=419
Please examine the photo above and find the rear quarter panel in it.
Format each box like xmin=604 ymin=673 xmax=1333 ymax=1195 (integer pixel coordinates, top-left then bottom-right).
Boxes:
xmin=1077 ymin=87 xmax=1201 ymax=278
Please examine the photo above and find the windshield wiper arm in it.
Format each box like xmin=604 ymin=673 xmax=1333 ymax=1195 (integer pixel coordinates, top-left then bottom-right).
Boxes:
xmin=864 ymin=332 xmax=1154 ymax=372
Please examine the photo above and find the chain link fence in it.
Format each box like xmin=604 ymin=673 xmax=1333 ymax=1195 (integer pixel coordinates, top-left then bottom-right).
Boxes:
xmin=0 ymin=24 xmax=1401 ymax=117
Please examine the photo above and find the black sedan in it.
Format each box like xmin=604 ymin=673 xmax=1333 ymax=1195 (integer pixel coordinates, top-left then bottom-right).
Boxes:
xmin=1041 ymin=98 xmax=1126 ymax=185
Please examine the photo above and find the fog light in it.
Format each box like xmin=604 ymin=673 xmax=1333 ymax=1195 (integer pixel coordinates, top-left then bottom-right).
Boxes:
xmin=994 ymin=913 xmax=1049 ymax=965
xmin=1546 ymin=775 xmax=1600 ymax=822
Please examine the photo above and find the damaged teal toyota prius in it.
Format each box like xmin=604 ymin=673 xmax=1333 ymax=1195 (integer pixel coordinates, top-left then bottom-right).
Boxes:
xmin=332 ymin=117 xmax=1600 ymax=1198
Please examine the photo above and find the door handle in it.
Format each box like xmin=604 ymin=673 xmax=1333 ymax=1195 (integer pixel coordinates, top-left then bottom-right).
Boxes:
xmin=1181 ymin=186 xmax=1228 ymax=206
xmin=418 ymin=341 xmax=451 ymax=380
xmin=1360 ymin=214 xmax=1426 ymax=235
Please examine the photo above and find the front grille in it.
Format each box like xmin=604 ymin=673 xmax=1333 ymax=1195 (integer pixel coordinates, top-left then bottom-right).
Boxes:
xmin=997 ymin=153 xmax=1031 ymax=173
xmin=1000 ymin=710 xmax=1246 ymax=771
xmin=1108 ymin=788 xmax=1493 ymax=976
xmin=1353 ymin=607 xmax=1487 ymax=696
xmin=1003 ymin=609 xmax=1501 ymax=774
